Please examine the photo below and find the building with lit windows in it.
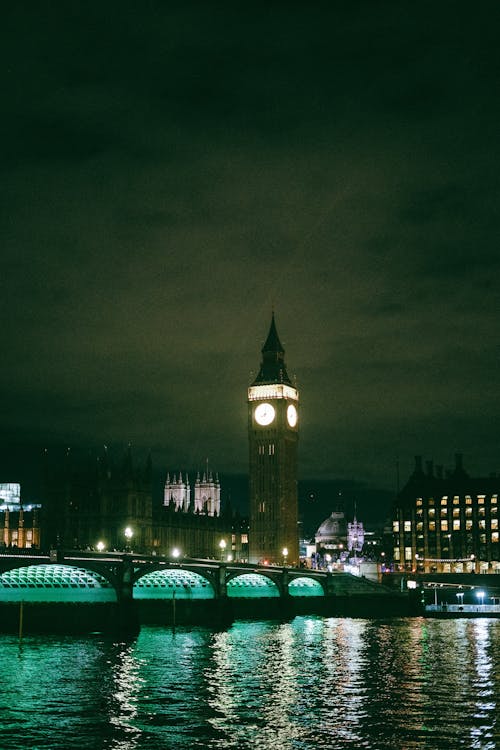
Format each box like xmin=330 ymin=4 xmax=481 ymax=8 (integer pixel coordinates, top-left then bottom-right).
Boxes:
xmin=0 ymin=483 xmax=41 ymax=549
xmin=392 ymin=455 xmax=499 ymax=574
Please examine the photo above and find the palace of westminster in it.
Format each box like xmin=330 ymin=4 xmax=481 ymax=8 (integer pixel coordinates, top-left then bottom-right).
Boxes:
xmin=1 ymin=316 xmax=499 ymax=575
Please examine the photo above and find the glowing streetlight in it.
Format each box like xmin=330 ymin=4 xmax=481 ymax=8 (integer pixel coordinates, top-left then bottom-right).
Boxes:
xmin=476 ymin=590 xmax=485 ymax=608
xmin=96 ymin=541 xmax=105 ymax=552
xmin=124 ymin=527 xmax=133 ymax=552
xmin=456 ymin=591 xmax=464 ymax=608
xmin=282 ymin=547 xmax=288 ymax=566
xmin=219 ymin=539 xmax=227 ymax=560
xmin=171 ymin=547 xmax=181 ymax=559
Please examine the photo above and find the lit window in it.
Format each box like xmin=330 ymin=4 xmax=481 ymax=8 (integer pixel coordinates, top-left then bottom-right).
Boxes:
xmin=428 ymin=508 xmax=436 ymax=517
xmin=393 ymin=521 xmax=400 ymax=533
xmin=429 ymin=521 xmax=436 ymax=531
xmin=491 ymin=519 xmax=498 ymax=530
xmin=241 ymin=534 xmax=248 ymax=544
xmin=479 ymin=507 xmax=485 ymax=516
xmin=478 ymin=495 xmax=485 ymax=505
xmin=480 ymin=534 xmax=486 ymax=544
xmin=416 ymin=498 xmax=423 ymax=506
xmin=466 ymin=507 xmax=472 ymax=516
xmin=492 ymin=532 xmax=499 ymax=543
xmin=441 ymin=520 xmax=448 ymax=531
xmin=491 ymin=495 xmax=498 ymax=505
xmin=453 ymin=520 xmax=460 ymax=531
xmin=479 ymin=520 xmax=486 ymax=530
xmin=441 ymin=497 xmax=448 ymax=506
xmin=404 ymin=547 xmax=412 ymax=561
xmin=453 ymin=496 xmax=460 ymax=505
xmin=393 ymin=548 xmax=401 ymax=560
xmin=404 ymin=521 xmax=411 ymax=532
xmin=466 ymin=496 xmax=472 ymax=505
xmin=466 ymin=520 xmax=473 ymax=530
xmin=416 ymin=522 xmax=423 ymax=531
xmin=453 ymin=508 xmax=460 ymax=518
xmin=441 ymin=509 xmax=447 ymax=517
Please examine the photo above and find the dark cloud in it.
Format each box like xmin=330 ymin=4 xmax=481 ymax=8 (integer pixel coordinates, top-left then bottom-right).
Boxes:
xmin=1 ymin=1 xmax=500 ymax=512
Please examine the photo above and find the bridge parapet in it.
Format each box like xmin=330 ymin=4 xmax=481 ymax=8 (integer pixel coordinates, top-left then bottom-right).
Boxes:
xmin=0 ymin=550 xmax=342 ymax=601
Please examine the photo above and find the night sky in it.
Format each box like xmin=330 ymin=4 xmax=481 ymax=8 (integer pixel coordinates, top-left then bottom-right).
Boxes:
xmin=2 ymin=2 xmax=500 ymax=515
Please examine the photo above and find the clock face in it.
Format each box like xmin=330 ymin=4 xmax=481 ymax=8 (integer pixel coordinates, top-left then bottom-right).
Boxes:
xmin=287 ymin=403 xmax=298 ymax=427
xmin=254 ymin=402 xmax=275 ymax=426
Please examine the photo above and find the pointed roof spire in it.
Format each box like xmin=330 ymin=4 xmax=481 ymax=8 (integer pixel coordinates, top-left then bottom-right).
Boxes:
xmin=252 ymin=312 xmax=292 ymax=386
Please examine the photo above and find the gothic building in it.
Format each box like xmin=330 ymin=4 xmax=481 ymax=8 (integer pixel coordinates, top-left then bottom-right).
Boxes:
xmin=0 ymin=483 xmax=41 ymax=549
xmin=158 ymin=467 xmax=247 ymax=560
xmin=34 ymin=446 xmax=248 ymax=560
xmin=164 ymin=470 xmax=221 ymax=516
xmin=40 ymin=446 xmax=153 ymax=551
xmin=392 ymin=454 xmax=499 ymax=574
xmin=248 ymin=314 xmax=299 ymax=565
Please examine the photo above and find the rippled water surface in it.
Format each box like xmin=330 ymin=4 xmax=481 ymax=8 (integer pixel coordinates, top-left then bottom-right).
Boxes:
xmin=1 ymin=617 xmax=499 ymax=750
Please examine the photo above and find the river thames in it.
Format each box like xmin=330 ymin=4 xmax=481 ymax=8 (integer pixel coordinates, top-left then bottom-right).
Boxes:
xmin=1 ymin=616 xmax=499 ymax=750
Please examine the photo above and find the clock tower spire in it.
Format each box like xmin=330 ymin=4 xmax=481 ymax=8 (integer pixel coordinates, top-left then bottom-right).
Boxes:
xmin=248 ymin=314 xmax=299 ymax=565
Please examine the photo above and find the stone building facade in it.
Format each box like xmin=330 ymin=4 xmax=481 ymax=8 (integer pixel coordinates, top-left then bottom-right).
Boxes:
xmin=392 ymin=454 xmax=499 ymax=574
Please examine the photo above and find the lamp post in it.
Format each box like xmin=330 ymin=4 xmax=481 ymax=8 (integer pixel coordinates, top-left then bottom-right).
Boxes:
xmin=282 ymin=547 xmax=288 ymax=566
xmin=219 ymin=539 xmax=227 ymax=561
xmin=171 ymin=547 xmax=181 ymax=560
xmin=124 ymin=526 xmax=133 ymax=552
xmin=96 ymin=541 xmax=105 ymax=553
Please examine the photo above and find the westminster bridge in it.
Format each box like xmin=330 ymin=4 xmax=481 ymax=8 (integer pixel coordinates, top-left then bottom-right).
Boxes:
xmin=0 ymin=549 xmax=413 ymax=633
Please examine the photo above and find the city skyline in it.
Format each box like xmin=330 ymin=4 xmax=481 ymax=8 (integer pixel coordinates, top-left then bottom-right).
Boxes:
xmin=2 ymin=3 xmax=500 ymax=504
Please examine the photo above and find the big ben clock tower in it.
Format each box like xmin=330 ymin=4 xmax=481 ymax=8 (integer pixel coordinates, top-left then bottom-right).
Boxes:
xmin=248 ymin=314 xmax=299 ymax=565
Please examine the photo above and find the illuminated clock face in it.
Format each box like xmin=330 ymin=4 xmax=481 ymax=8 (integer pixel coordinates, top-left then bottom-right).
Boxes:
xmin=287 ymin=404 xmax=298 ymax=427
xmin=254 ymin=402 xmax=275 ymax=426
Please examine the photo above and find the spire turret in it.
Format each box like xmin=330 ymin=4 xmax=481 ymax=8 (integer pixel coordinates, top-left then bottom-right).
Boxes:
xmin=252 ymin=313 xmax=292 ymax=386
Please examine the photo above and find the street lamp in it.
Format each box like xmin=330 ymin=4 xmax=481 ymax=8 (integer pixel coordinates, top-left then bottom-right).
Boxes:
xmin=171 ymin=547 xmax=181 ymax=559
xmin=124 ymin=527 xmax=133 ymax=552
xmin=282 ymin=547 xmax=288 ymax=566
xmin=476 ymin=590 xmax=485 ymax=609
xmin=96 ymin=541 xmax=105 ymax=552
xmin=219 ymin=539 xmax=227 ymax=560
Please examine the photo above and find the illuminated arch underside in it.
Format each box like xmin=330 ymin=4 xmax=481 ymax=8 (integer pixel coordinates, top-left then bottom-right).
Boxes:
xmin=288 ymin=577 xmax=324 ymax=597
xmin=0 ymin=565 xmax=116 ymax=602
xmin=134 ymin=569 xmax=215 ymax=599
xmin=227 ymin=573 xmax=280 ymax=598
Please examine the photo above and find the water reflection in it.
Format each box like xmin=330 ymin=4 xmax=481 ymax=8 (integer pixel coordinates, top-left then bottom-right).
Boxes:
xmin=105 ymin=642 xmax=144 ymax=750
xmin=0 ymin=618 xmax=499 ymax=750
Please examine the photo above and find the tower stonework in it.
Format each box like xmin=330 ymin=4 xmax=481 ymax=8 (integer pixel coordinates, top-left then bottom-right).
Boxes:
xmin=248 ymin=314 xmax=299 ymax=565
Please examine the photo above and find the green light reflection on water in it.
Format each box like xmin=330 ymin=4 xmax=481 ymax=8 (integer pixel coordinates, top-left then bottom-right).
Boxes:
xmin=0 ymin=618 xmax=499 ymax=750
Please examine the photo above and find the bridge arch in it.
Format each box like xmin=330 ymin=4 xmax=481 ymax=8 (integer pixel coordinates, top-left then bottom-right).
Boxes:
xmin=226 ymin=572 xmax=280 ymax=598
xmin=288 ymin=576 xmax=325 ymax=597
xmin=0 ymin=564 xmax=117 ymax=602
xmin=133 ymin=568 xmax=215 ymax=599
